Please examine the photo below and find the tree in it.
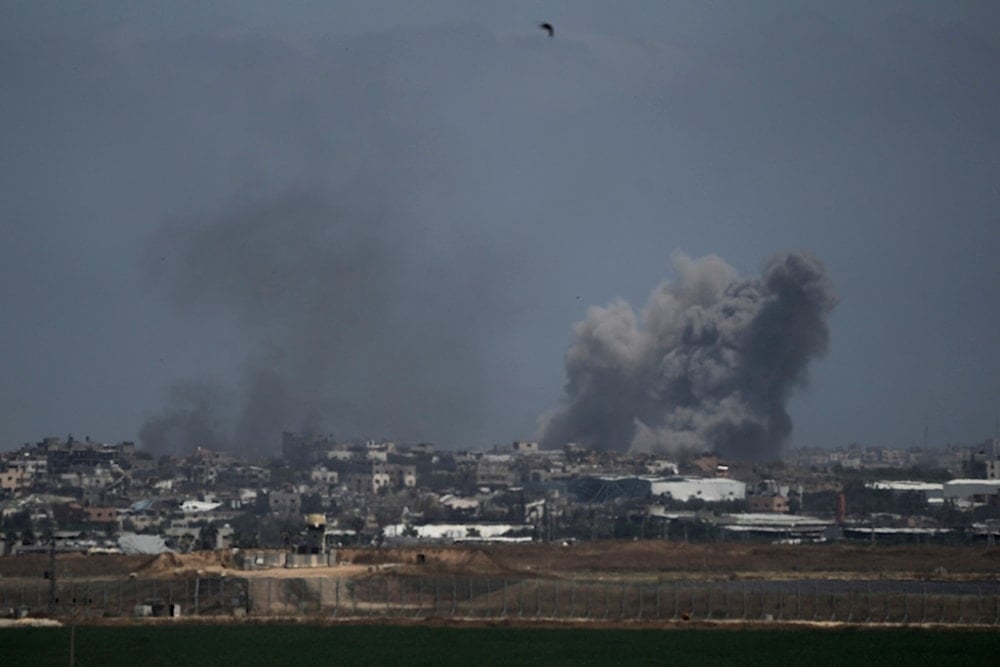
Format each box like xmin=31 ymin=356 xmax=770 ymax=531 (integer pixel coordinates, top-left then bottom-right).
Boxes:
xmin=5 ymin=509 xmax=33 ymax=533
xmin=301 ymin=493 xmax=324 ymax=514
xmin=198 ymin=523 xmax=219 ymax=551
xmin=229 ymin=512 xmax=260 ymax=547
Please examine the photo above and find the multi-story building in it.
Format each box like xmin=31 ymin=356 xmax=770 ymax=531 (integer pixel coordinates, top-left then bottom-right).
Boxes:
xmin=512 ymin=441 xmax=540 ymax=455
xmin=747 ymin=494 xmax=789 ymax=513
xmin=985 ymin=438 xmax=1000 ymax=480
xmin=268 ymin=489 xmax=302 ymax=518
xmin=84 ymin=506 xmax=120 ymax=525
xmin=0 ymin=469 xmax=27 ymax=494
xmin=475 ymin=455 xmax=516 ymax=488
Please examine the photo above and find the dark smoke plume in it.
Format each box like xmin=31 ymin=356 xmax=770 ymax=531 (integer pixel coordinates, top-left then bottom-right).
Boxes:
xmin=141 ymin=187 xmax=515 ymax=457
xmin=138 ymin=381 xmax=231 ymax=456
xmin=539 ymin=251 xmax=837 ymax=461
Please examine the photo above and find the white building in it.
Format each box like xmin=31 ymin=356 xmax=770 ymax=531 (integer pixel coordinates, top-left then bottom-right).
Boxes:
xmin=382 ymin=522 xmax=533 ymax=542
xmin=943 ymin=479 xmax=1000 ymax=505
xmin=645 ymin=459 xmax=679 ymax=476
xmin=512 ymin=441 xmax=540 ymax=455
xmin=867 ymin=480 xmax=944 ymax=503
xmin=649 ymin=477 xmax=746 ymax=502
xmin=310 ymin=466 xmax=339 ymax=485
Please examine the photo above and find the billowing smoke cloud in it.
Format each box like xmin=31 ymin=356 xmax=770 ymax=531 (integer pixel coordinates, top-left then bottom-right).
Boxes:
xmin=539 ymin=251 xmax=837 ymax=461
xmin=140 ymin=186 xmax=517 ymax=457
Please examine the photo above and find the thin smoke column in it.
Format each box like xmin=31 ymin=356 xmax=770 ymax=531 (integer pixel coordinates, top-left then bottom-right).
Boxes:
xmin=539 ymin=251 xmax=838 ymax=460
xmin=140 ymin=187 xmax=513 ymax=457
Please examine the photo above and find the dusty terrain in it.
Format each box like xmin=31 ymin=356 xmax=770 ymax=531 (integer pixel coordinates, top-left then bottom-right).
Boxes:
xmin=339 ymin=541 xmax=1000 ymax=581
xmin=3 ymin=542 xmax=999 ymax=582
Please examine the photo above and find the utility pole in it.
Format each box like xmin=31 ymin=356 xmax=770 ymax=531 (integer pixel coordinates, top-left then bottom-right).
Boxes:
xmin=47 ymin=539 xmax=57 ymax=614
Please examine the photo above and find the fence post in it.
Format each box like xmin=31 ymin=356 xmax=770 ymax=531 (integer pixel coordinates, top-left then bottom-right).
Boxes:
xmin=518 ymin=579 xmax=525 ymax=618
xmin=334 ymin=579 xmax=340 ymax=618
xmin=760 ymin=581 xmax=767 ymax=620
xmin=194 ymin=577 xmax=200 ymax=616
xmin=811 ymin=582 xmax=818 ymax=622
xmin=415 ymin=578 xmax=422 ymax=618
xmin=921 ymin=583 xmax=927 ymax=623
xmin=707 ymin=581 xmax=713 ymax=621
xmin=742 ymin=582 xmax=747 ymax=621
xmin=994 ymin=584 xmax=999 ymax=625
xmin=569 ymin=579 xmax=575 ymax=619
xmin=603 ymin=581 xmax=609 ymax=620
xmin=398 ymin=577 xmax=405 ymax=618
xmin=468 ymin=578 xmax=475 ymax=618
xmin=865 ymin=582 xmax=872 ymax=623
xmin=883 ymin=584 xmax=890 ymax=623
xmin=620 ymin=580 xmax=627 ymax=620
xmin=794 ymin=581 xmax=799 ymax=620
xmin=673 ymin=583 xmax=679 ymax=621
xmin=776 ymin=582 xmax=781 ymax=621
xmin=537 ymin=580 xmax=543 ymax=618
xmin=553 ymin=581 xmax=559 ymax=619
xmin=368 ymin=578 xmax=374 ymax=617
xmin=501 ymin=580 xmax=508 ymax=618
xmin=485 ymin=578 xmax=492 ymax=619
xmin=636 ymin=582 xmax=643 ymax=620
xmin=451 ymin=577 xmax=457 ymax=617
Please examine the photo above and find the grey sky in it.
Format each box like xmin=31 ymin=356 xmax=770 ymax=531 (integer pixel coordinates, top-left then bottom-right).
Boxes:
xmin=1 ymin=1 xmax=997 ymax=454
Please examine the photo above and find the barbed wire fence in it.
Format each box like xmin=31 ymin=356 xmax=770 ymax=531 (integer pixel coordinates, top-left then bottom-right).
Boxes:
xmin=3 ymin=575 xmax=999 ymax=626
xmin=0 ymin=575 xmax=249 ymax=618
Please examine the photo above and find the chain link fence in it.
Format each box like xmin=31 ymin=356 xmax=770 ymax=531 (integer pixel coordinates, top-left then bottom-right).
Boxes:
xmin=245 ymin=576 xmax=1000 ymax=625
xmin=3 ymin=575 xmax=998 ymax=625
xmin=0 ymin=576 xmax=248 ymax=618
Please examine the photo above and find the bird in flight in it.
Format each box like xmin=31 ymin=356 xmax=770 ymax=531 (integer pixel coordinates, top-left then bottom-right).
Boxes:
xmin=539 ymin=22 xmax=554 ymax=38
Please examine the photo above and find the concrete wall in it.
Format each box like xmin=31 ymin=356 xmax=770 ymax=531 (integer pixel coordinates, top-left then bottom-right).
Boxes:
xmin=286 ymin=552 xmax=337 ymax=568
xmin=237 ymin=549 xmax=287 ymax=570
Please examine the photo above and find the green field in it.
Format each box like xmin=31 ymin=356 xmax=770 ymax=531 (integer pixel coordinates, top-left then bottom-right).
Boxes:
xmin=3 ymin=624 xmax=998 ymax=666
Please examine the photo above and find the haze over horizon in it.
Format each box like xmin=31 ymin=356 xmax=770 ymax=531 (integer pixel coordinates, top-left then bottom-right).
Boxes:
xmin=2 ymin=2 xmax=997 ymax=456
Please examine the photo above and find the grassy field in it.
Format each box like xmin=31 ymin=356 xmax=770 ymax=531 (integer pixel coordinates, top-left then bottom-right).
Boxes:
xmin=3 ymin=624 xmax=999 ymax=667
